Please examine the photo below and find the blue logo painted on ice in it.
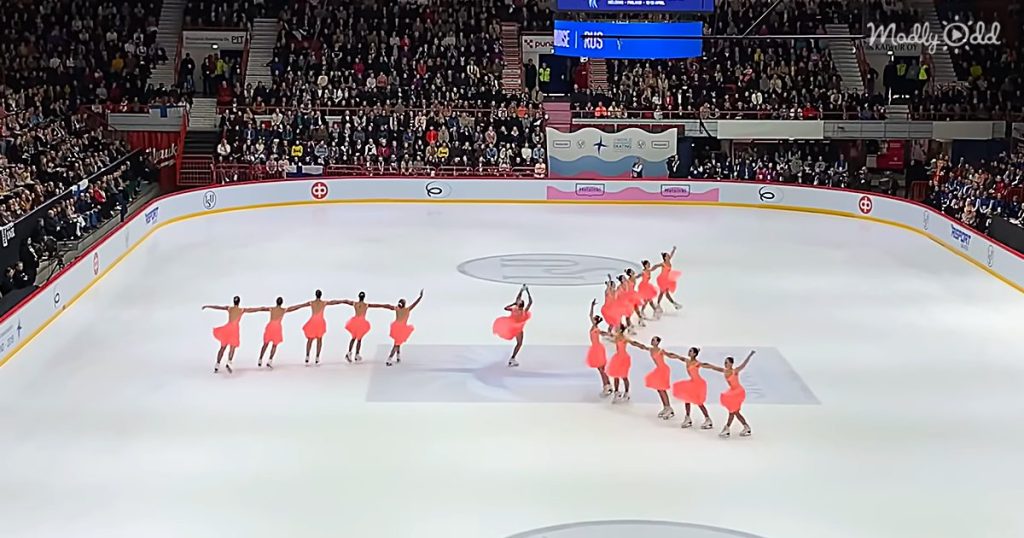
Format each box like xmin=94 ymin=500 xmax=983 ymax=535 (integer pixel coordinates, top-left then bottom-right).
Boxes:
xmin=950 ymin=224 xmax=972 ymax=251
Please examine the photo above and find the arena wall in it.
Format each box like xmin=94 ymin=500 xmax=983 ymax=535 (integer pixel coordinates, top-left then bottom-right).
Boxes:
xmin=0 ymin=178 xmax=1019 ymax=366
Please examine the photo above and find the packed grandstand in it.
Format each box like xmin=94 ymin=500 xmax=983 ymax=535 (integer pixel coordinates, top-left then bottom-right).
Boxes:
xmin=0 ymin=0 xmax=1021 ymax=306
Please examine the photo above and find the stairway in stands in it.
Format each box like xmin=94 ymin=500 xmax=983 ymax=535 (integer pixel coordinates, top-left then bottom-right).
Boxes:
xmin=245 ymin=18 xmax=278 ymax=87
xmin=500 ymin=22 xmax=523 ymax=94
xmin=543 ymin=101 xmax=572 ymax=132
xmin=906 ymin=0 xmax=958 ymax=84
xmin=825 ymin=24 xmax=866 ymax=93
xmin=149 ymin=0 xmax=186 ymax=87
xmin=589 ymin=59 xmax=608 ymax=92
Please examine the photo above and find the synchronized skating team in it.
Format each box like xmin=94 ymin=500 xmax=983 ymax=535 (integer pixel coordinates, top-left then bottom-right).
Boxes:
xmin=204 ymin=247 xmax=755 ymax=438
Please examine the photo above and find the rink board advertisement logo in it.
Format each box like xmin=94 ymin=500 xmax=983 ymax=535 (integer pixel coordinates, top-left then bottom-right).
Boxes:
xmin=457 ymin=253 xmax=640 ymax=286
xmin=951 ymin=224 xmax=972 ymax=251
xmin=202 ymin=190 xmax=217 ymax=210
xmin=0 ymin=223 xmax=14 ymax=248
xmin=310 ymin=181 xmax=329 ymax=200
xmin=144 ymin=207 xmax=159 ymax=226
xmin=424 ymin=181 xmax=452 ymax=199
xmin=858 ymin=195 xmax=873 ymax=215
xmin=758 ymin=186 xmax=783 ymax=203
xmin=574 ymin=183 xmax=606 ymax=197
xmin=0 ymin=322 xmax=17 ymax=354
xmin=659 ymin=184 xmax=691 ymax=198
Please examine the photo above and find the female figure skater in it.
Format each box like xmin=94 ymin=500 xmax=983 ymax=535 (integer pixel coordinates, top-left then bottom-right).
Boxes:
xmin=252 ymin=297 xmax=302 ymax=369
xmin=614 ymin=275 xmax=635 ymax=334
xmin=605 ymin=324 xmax=632 ymax=402
xmin=600 ymin=278 xmax=622 ymax=337
xmin=624 ymin=268 xmax=647 ymax=327
xmin=668 ymin=347 xmax=713 ymax=429
xmin=339 ymin=292 xmax=389 ymax=363
xmin=702 ymin=351 xmax=756 ymax=438
xmin=203 ymin=296 xmax=258 ymax=374
xmin=492 ymin=285 xmax=533 ymax=367
xmin=380 ymin=289 xmax=424 ymax=366
xmin=655 ymin=246 xmax=682 ymax=312
xmin=586 ymin=299 xmax=612 ymax=397
xmin=292 ymin=290 xmax=345 ymax=366
xmin=637 ymin=260 xmax=660 ymax=318
xmin=628 ymin=336 xmax=674 ymax=419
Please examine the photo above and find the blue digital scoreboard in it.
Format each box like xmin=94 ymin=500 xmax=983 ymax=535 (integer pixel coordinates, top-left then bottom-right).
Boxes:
xmin=553 ymin=20 xmax=704 ymax=60
xmin=556 ymin=0 xmax=713 ymax=13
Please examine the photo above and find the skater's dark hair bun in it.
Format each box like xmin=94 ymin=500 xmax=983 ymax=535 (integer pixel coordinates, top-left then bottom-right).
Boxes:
xmin=315 ymin=289 xmax=323 ymax=299
xmin=642 ymin=259 xmax=650 ymax=267
xmin=625 ymin=268 xmax=635 ymax=276
xmin=689 ymin=347 xmax=700 ymax=355
xmin=358 ymin=291 xmax=366 ymax=300
xmin=618 ymin=323 xmax=627 ymax=333
xmin=276 ymin=297 xmax=284 ymax=306
xmin=725 ymin=356 xmax=735 ymax=365
xmin=232 ymin=296 xmax=240 ymax=305
xmin=593 ymin=315 xmax=603 ymax=324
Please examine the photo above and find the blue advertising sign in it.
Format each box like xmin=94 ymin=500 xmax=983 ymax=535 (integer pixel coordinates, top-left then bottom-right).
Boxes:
xmin=553 ymin=20 xmax=704 ymax=60
xmin=556 ymin=0 xmax=713 ymax=12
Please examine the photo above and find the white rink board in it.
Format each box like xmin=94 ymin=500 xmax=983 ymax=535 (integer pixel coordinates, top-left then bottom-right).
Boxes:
xmin=1 ymin=178 xmax=1021 ymax=366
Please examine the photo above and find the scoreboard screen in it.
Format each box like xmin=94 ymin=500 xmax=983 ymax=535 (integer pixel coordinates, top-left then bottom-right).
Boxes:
xmin=555 ymin=0 xmax=713 ymax=13
xmin=553 ymin=20 xmax=704 ymax=60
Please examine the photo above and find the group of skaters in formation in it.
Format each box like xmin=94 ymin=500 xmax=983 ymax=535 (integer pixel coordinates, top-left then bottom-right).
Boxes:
xmin=204 ymin=247 xmax=755 ymax=438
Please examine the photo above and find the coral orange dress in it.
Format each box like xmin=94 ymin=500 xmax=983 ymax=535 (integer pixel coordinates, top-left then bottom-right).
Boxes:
xmin=720 ymin=373 xmax=746 ymax=413
xmin=606 ymin=339 xmax=631 ymax=379
xmin=213 ymin=319 xmax=241 ymax=348
xmin=262 ymin=319 xmax=283 ymax=345
xmin=671 ymin=362 xmax=708 ymax=405
xmin=600 ymin=290 xmax=621 ymax=326
xmin=625 ymin=280 xmax=641 ymax=311
xmin=302 ymin=311 xmax=327 ymax=339
xmin=493 ymin=309 xmax=531 ymax=340
xmin=656 ymin=263 xmax=681 ymax=293
xmin=585 ymin=326 xmax=607 ymax=369
xmin=389 ymin=319 xmax=415 ymax=345
xmin=638 ymin=269 xmax=658 ymax=302
xmin=345 ymin=315 xmax=371 ymax=339
xmin=644 ymin=348 xmax=671 ymax=390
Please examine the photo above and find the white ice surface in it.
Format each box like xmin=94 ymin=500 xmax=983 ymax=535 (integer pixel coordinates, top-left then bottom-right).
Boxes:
xmin=1 ymin=203 xmax=1023 ymax=538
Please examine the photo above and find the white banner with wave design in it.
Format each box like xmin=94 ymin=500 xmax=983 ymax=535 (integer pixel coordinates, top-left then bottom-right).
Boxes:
xmin=546 ymin=127 xmax=677 ymax=179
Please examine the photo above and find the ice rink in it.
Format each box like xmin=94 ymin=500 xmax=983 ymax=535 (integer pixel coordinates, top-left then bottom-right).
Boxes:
xmin=2 ymin=202 xmax=1024 ymax=538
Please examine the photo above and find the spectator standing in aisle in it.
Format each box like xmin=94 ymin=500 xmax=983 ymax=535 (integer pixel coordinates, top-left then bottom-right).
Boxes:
xmin=179 ymin=53 xmax=196 ymax=91
xmin=539 ymin=62 xmax=551 ymax=95
xmin=524 ymin=59 xmax=538 ymax=101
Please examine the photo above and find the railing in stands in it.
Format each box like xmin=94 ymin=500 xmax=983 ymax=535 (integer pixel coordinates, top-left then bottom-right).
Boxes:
xmin=175 ymin=162 xmax=538 ymax=187
xmin=216 ymin=104 xmax=543 ymax=117
xmin=572 ymin=108 xmax=1024 ymax=122
xmin=179 ymin=157 xmax=216 ymax=186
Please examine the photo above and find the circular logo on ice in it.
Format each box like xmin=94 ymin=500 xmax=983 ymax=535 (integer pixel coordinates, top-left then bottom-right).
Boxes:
xmin=858 ymin=195 xmax=873 ymax=215
xmin=202 ymin=190 xmax=217 ymax=210
xmin=922 ymin=210 xmax=930 ymax=230
xmin=987 ymin=244 xmax=995 ymax=267
xmin=425 ymin=181 xmax=452 ymax=199
xmin=507 ymin=520 xmax=768 ymax=538
xmin=92 ymin=253 xmax=100 ymax=276
xmin=757 ymin=185 xmax=783 ymax=204
xmin=310 ymin=181 xmax=329 ymax=200
xmin=458 ymin=253 xmax=640 ymax=286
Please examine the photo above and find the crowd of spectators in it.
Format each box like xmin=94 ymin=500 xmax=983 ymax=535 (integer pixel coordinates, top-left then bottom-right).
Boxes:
xmin=185 ymin=0 xmax=271 ymax=29
xmin=688 ymin=143 xmax=855 ymax=188
xmin=0 ymin=0 xmax=169 ymax=108
xmin=922 ymin=151 xmax=1024 ymax=233
xmin=215 ymin=0 xmax=548 ymax=173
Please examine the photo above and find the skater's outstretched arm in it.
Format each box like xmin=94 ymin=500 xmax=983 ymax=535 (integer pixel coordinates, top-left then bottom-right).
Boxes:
xmin=408 ymin=290 xmax=424 ymax=310
xmin=663 ymin=350 xmax=686 ymax=361
xmin=244 ymin=306 xmax=271 ymax=313
xmin=700 ymin=362 xmax=725 ymax=373
xmin=627 ymin=339 xmax=650 ymax=351
xmin=284 ymin=303 xmax=307 ymax=313
xmin=735 ymin=350 xmax=756 ymax=373
xmin=324 ymin=299 xmax=350 ymax=306
xmin=367 ymin=302 xmax=392 ymax=309
xmin=201 ymin=305 xmax=229 ymax=311
xmin=589 ymin=299 xmax=597 ymax=320
xmin=523 ymin=287 xmax=532 ymax=311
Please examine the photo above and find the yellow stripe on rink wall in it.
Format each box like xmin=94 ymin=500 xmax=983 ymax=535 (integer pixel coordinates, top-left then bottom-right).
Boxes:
xmin=0 ymin=179 xmax=1020 ymax=369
